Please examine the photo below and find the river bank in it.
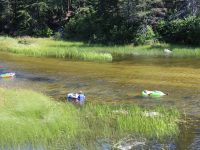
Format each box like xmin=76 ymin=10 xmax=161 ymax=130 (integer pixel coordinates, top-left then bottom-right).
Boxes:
xmin=0 ymin=36 xmax=200 ymax=62
xmin=0 ymin=87 xmax=180 ymax=149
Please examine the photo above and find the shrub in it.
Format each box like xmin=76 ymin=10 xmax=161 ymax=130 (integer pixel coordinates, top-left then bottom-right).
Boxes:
xmin=34 ymin=27 xmax=53 ymax=37
xmin=53 ymin=32 xmax=62 ymax=40
xmin=134 ymin=25 xmax=156 ymax=45
xmin=63 ymin=7 xmax=95 ymax=41
xmin=157 ymin=16 xmax=200 ymax=45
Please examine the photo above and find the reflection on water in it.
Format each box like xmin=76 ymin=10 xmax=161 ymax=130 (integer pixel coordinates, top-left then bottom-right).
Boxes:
xmin=0 ymin=52 xmax=200 ymax=149
xmin=189 ymin=135 xmax=200 ymax=150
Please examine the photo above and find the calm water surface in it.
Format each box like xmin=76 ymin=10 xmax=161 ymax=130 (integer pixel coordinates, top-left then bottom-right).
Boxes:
xmin=0 ymin=52 xmax=200 ymax=149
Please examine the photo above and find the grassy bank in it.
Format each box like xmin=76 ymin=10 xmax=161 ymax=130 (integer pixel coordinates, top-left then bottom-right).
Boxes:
xmin=0 ymin=37 xmax=112 ymax=62
xmin=1 ymin=36 xmax=200 ymax=62
xmin=0 ymin=88 xmax=180 ymax=149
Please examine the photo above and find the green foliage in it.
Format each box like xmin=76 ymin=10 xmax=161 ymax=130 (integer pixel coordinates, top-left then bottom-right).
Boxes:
xmin=64 ymin=0 xmax=141 ymax=44
xmin=34 ymin=27 xmax=53 ymax=37
xmin=157 ymin=16 xmax=200 ymax=45
xmin=135 ymin=25 xmax=156 ymax=45
xmin=0 ymin=0 xmax=200 ymax=44
xmin=53 ymin=32 xmax=62 ymax=40
xmin=64 ymin=6 xmax=96 ymax=40
xmin=0 ymin=0 xmax=54 ymax=36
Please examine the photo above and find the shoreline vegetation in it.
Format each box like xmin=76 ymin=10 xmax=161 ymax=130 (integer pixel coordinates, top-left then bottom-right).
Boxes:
xmin=1 ymin=36 xmax=200 ymax=62
xmin=0 ymin=87 xmax=180 ymax=149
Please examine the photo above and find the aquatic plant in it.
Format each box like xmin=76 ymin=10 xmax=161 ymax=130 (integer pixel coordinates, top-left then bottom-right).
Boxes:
xmin=81 ymin=103 xmax=180 ymax=139
xmin=0 ymin=88 xmax=180 ymax=149
xmin=0 ymin=88 xmax=80 ymax=148
xmin=1 ymin=36 xmax=200 ymax=62
xmin=0 ymin=37 xmax=112 ymax=62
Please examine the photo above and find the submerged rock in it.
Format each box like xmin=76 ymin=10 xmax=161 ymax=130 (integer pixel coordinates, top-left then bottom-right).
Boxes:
xmin=113 ymin=136 xmax=146 ymax=150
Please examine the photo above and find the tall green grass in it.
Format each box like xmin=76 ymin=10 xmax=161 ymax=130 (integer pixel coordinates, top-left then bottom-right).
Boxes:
xmin=82 ymin=103 xmax=180 ymax=139
xmin=0 ymin=88 xmax=80 ymax=148
xmin=1 ymin=36 xmax=200 ymax=62
xmin=0 ymin=36 xmax=112 ymax=62
xmin=0 ymin=88 xmax=180 ymax=149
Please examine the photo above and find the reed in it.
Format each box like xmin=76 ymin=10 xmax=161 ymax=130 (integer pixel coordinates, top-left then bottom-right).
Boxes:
xmin=0 ymin=88 xmax=80 ymax=148
xmin=81 ymin=103 xmax=180 ymax=139
xmin=0 ymin=88 xmax=180 ymax=149
xmin=0 ymin=37 xmax=112 ymax=62
xmin=1 ymin=36 xmax=200 ymax=62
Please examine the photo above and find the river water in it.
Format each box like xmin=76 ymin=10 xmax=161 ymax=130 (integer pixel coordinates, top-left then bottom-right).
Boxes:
xmin=0 ymin=52 xmax=200 ymax=150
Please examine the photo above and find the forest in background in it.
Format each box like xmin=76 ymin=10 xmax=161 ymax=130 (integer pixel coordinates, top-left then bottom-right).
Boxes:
xmin=1 ymin=0 xmax=200 ymax=45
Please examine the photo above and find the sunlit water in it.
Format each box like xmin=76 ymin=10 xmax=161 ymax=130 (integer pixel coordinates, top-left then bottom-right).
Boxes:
xmin=0 ymin=52 xmax=200 ymax=149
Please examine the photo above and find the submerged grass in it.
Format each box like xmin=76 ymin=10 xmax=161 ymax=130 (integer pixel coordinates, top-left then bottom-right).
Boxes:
xmin=0 ymin=88 xmax=180 ymax=149
xmin=1 ymin=36 xmax=200 ymax=62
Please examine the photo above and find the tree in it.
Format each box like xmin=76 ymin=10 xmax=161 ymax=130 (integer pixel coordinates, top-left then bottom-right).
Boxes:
xmin=0 ymin=0 xmax=12 ymax=33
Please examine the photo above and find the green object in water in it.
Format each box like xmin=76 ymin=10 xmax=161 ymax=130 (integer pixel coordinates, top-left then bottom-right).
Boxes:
xmin=142 ymin=90 xmax=166 ymax=97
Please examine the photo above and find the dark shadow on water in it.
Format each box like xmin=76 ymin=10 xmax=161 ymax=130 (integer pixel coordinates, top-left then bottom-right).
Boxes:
xmin=176 ymin=116 xmax=200 ymax=150
xmin=63 ymin=82 xmax=89 ymax=89
xmin=133 ymin=95 xmax=147 ymax=100
xmin=16 ymin=73 xmax=56 ymax=83
xmin=182 ymin=96 xmax=193 ymax=100
xmin=46 ymin=90 xmax=59 ymax=96
xmin=133 ymin=95 xmax=164 ymax=101
xmin=28 ymin=77 xmax=54 ymax=82
xmin=113 ymin=55 xmax=200 ymax=69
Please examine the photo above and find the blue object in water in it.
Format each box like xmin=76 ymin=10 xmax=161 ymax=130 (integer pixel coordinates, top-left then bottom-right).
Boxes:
xmin=66 ymin=93 xmax=86 ymax=105
xmin=67 ymin=93 xmax=78 ymax=101
xmin=78 ymin=94 xmax=86 ymax=105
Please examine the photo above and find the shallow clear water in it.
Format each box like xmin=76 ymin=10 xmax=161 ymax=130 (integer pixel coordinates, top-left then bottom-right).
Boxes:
xmin=0 ymin=52 xmax=200 ymax=149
